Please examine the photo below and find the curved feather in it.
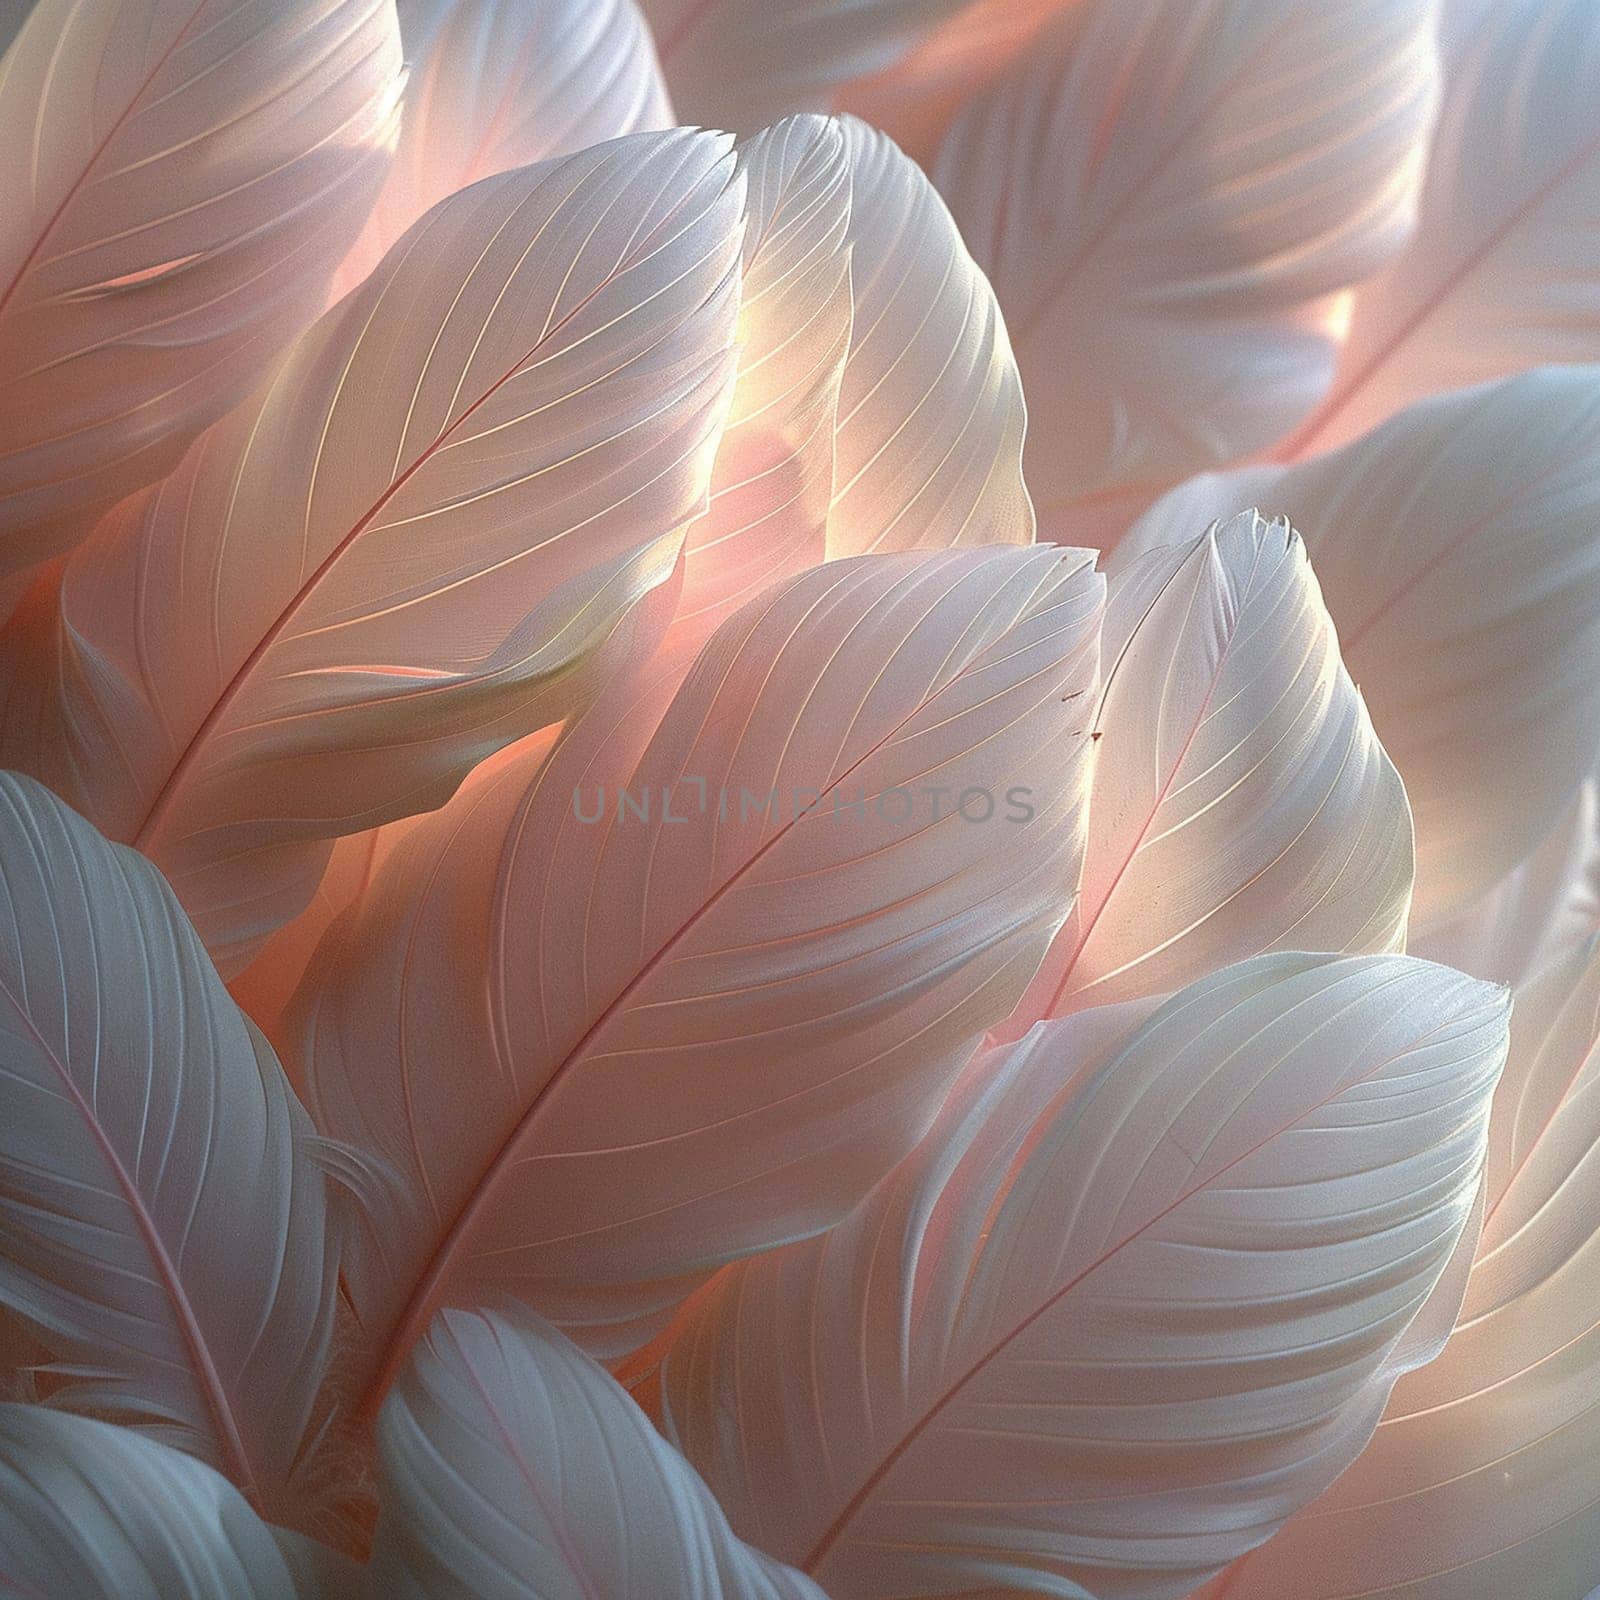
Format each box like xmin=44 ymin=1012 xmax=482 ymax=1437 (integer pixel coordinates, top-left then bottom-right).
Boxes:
xmin=0 ymin=773 xmax=338 ymax=1520
xmin=1416 ymin=778 xmax=1600 ymax=988
xmin=0 ymin=130 xmax=744 ymax=970
xmin=671 ymin=115 xmax=854 ymax=659
xmin=226 ymin=818 xmax=419 ymax=1066
xmin=241 ymin=115 xmax=850 ymax=1044
xmin=657 ymin=952 xmax=1510 ymax=1599
xmin=1281 ymin=0 xmax=1600 ymax=457
xmin=293 ymin=544 xmax=1103 ymax=1412
xmin=932 ymin=0 xmax=1438 ymax=513
xmin=0 ymin=1406 xmax=352 ymax=1600
xmin=1002 ymin=512 xmax=1412 ymax=1032
xmin=370 ymin=1308 xmax=825 ymax=1600
xmin=1120 ymin=368 xmax=1600 ymax=928
xmin=836 ymin=0 xmax=1076 ymax=165
xmin=1201 ymin=936 xmax=1600 ymax=1599
xmin=331 ymin=0 xmax=672 ymax=297
xmin=0 ymin=0 xmax=402 ymax=575
xmin=827 ymin=119 xmax=1033 ymax=558
xmin=1032 ymin=511 xmax=1414 ymax=1019
xmin=638 ymin=0 xmax=968 ymax=132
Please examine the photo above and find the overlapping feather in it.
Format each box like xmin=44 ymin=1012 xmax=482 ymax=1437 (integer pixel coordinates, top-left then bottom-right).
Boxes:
xmin=0 ymin=773 xmax=338 ymax=1521
xmin=638 ymin=0 xmax=969 ymax=132
xmin=0 ymin=0 xmax=403 ymax=574
xmin=1201 ymin=935 xmax=1600 ymax=1598
xmin=1004 ymin=510 xmax=1412 ymax=1032
xmin=0 ymin=1406 xmax=357 ymax=1600
xmin=932 ymin=0 xmax=1439 ymax=519
xmin=369 ymin=1308 xmax=825 ymax=1600
xmin=656 ymin=952 xmax=1509 ymax=1599
xmin=0 ymin=129 xmax=744 ymax=969
xmin=292 ymin=544 xmax=1103 ymax=1412
xmin=331 ymin=0 xmax=673 ymax=297
xmin=827 ymin=118 xmax=1033 ymax=557
xmin=1121 ymin=368 xmax=1600 ymax=928
xmin=1279 ymin=0 xmax=1600 ymax=457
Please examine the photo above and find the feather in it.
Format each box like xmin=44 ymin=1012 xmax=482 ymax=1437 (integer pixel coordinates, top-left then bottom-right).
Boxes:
xmin=1200 ymin=936 xmax=1600 ymax=1599
xmin=1119 ymin=368 xmax=1600 ymax=929
xmin=1280 ymin=0 xmax=1600 ymax=457
xmin=0 ymin=1312 xmax=43 ymax=1404
xmin=836 ymin=0 xmax=1076 ymax=166
xmin=1416 ymin=778 xmax=1600 ymax=988
xmin=0 ymin=1405 xmax=353 ymax=1600
xmin=1003 ymin=510 xmax=1412 ymax=1032
xmin=670 ymin=115 xmax=854 ymax=660
xmin=656 ymin=952 xmax=1510 ymax=1600
xmin=242 ymin=113 xmax=852 ymax=1041
xmin=0 ymin=773 xmax=339 ymax=1521
xmin=0 ymin=0 xmax=402 ymax=576
xmin=827 ymin=119 xmax=1033 ymax=558
xmin=226 ymin=818 xmax=420 ymax=1067
xmin=369 ymin=1307 xmax=825 ymax=1600
xmin=0 ymin=130 xmax=744 ymax=971
xmin=932 ymin=0 xmax=1438 ymax=513
xmin=291 ymin=544 xmax=1104 ymax=1414
xmin=331 ymin=0 xmax=672 ymax=298
xmin=637 ymin=0 xmax=969 ymax=133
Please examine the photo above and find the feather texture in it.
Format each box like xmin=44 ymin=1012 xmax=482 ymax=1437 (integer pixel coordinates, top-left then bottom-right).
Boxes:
xmin=1120 ymin=368 xmax=1600 ymax=928
xmin=227 ymin=818 xmax=420 ymax=1068
xmin=369 ymin=1308 xmax=826 ymax=1600
xmin=1416 ymin=778 xmax=1600 ymax=988
xmin=331 ymin=0 xmax=672 ymax=297
xmin=238 ymin=112 xmax=854 ymax=1004
xmin=1202 ymin=936 xmax=1600 ymax=1598
xmin=1005 ymin=511 xmax=1412 ymax=1031
xmin=0 ymin=130 xmax=744 ymax=970
xmin=638 ymin=0 xmax=968 ymax=132
xmin=657 ymin=952 xmax=1510 ymax=1599
xmin=292 ymin=544 xmax=1104 ymax=1410
xmin=827 ymin=118 xmax=1033 ymax=558
xmin=0 ymin=773 xmax=338 ymax=1521
xmin=671 ymin=116 xmax=854 ymax=659
xmin=1281 ymin=0 xmax=1600 ymax=456
xmin=836 ymin=0 xmax=1075 ymax=165
xmin=933 ymin=0 xmax=1438 ymax=511
xmin=0 ymin=1405 xmax=355 ymax=1600
xmin=0 ymin=0 xmax=402 ymax=574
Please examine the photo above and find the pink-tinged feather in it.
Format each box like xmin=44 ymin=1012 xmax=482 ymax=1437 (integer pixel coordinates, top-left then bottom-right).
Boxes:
xmin=669 ymin=116 xmax=854 ymax=662
xmin=330 ymin=0 xmax=672 ymax=299
xmin=638 ymin=0 xmax=970 ymax=133
xmin=0 ymin=774 xmax=340 ymax=1525
xmin=1121 ymin=368 xmax=1600 ymax=930
xmin=0 ymin=131 xmax=745 ymax=971
xmin=291 ymin=544 xmax=1103 ymax=1413
xmin=1280 ymin=0 xmax=1600 ymax=457
xmin=0 ymin=1407 xmax=359 ymax=1600
xmin=836 ymin=0 xmax=1078 ymax=166
xmin=1203 ymin=936 xmax=1600 ymax=1599
xmin=656 ymin=952 xmax=1509 ymax=1600
xmin=933 ymin=0 xmax=1438 ymax=512
xmin=0 ymin=0 xmax=403 ymax=575
xmin=228 ymin=816 xmax=421 ymax=1066
xmin=827 ymin=119 xmax=1034 ymax=559
xmin=369 ymin=1308 xmax=825 ymax=1599
xmin=1416 ymin=778 xmax=1600 ymax=988
xmin=1001 ymin=511 xmax=1412 ymax=1034
xmin=244 ymin=114 xmax=852 ymax=1043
